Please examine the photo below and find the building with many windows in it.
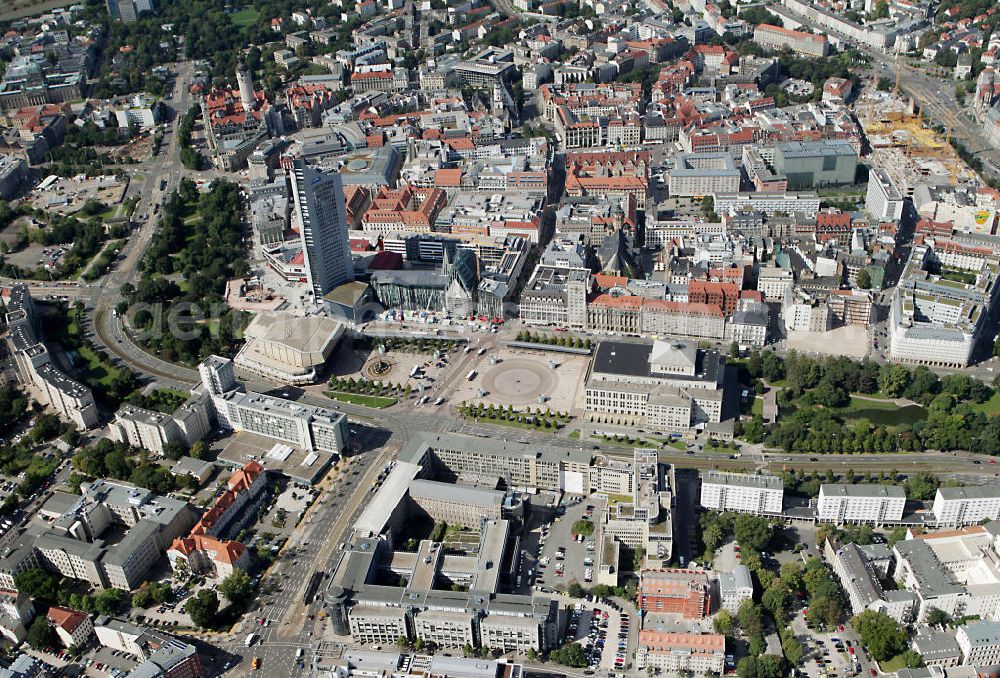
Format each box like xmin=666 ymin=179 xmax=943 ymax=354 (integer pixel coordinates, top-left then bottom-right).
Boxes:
xmin=667 ymin=152 xmax=741 ymax=197
xmin=931 ymin=487 xmax=1000 ymax=528
xmin=289 ymin=159 xmax=354 ymax=299
xmin=584 ymin=340 xmax=728 ymax=433
xmin=866 ymin=168 xmax=905 ymax=223
xmin=956 ymin=621 xmax=1000 ymax=666
xmin=817 ymin=484 xmax=906 ymax=525
xmin=699 ymin=471 xmax=783 ymax=515
xmin=638 ymin=569 xmax=711 ymax=619
xmin=635 ymin=631 xmax=725 ymax=674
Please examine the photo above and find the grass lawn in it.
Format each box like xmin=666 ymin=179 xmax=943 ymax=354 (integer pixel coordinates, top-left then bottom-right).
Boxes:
xmin=834 ymin=396 xmax=927 ymax=428
xmin=325 ymin=391 xmax=397 ymax=408
xmin=231 ymin=7 xmax=260 ymax=27
xmin=666 ymin=439 xmax=687 ymax=451
xmin=974 ymin=390 xmax=1000 ymax=416
xmin=568 ymin=430 xmax=580 ymax=439
xmin=65 ymin=320 xmax=122 ymax=387
xmin=751 ymin=397 xmax=763 ymax=416
xmin=879 ymin=655 xmax=910 ymax=673
xmin=464 ymin=414 xmax=560 ymax=431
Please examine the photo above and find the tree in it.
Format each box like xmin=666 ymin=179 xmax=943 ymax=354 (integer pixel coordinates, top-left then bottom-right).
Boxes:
xmin=736 ymin=655 xmax=784 ymax=678
xmin=713 ymin=609 xmax=734 ymax=634
xmin=133 ymin=586 xmax=153 ymax=608
xmin=549 ymin=642 xmax=587 ymax=668
xmin=96 ymin=589 xmax=125 ymax=615
xmin=733 ymin=514 xmax=773 ymax=553
xmin=925 ymin=608 xmax=950 ymax=626
xmin=901 ymin=650 xmax=924 ymax=669
xmin=762 ymin=584 xmax=789 ymax=620
xmin=568 ymin=582 xmax=586 ymax=598
xmin=877 ymin=77 xmax=891 ymax=91
xmin=782 ymin=635 xmax=804 ymax=666
xmin=737 ymin=600 xmax=765 ymax=638
xmin=219 ymin=568 xmax=254 ymax=606
xmin=855 ymin=268 xmax=872 ymax=289
xmin=14 ymin=568 xmax=61 ymax=602
xmin=27 ymin=617 xmax=57 ymax=650
xmin=186 ymin=589 xmax=219 ymax=628
xmin=526 ymin=648 xmax=539 ymax=661
xmin=852 ymin=610 xmax=908 ymax=662
xmin=572 ymin=519 xmax=595 ymax=537
xmin=807 ymin=597 xmax=842 ymax=630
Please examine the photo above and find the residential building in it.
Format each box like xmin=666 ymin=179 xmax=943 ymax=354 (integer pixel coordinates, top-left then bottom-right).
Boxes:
xmin=715 ymin=192 xmax=821 ymax=217
xmin=638 ymin=569 xmax=711 ymax=619
xmin=956 ymin=621 xmax=1000 ymax=666
xmin=109 ymin=393 xmax=212 ymax=456
xmin=932 ymin=487 xmax=1000 ymax=528
xmin=635 ymin=631 xmax=725 ymax=674
xmin=828 ymin=541 xmax=916 ymax=623
xmin=4 ymin=284 xmax=99 ymax=429
xmin=289 ymin=159 xmax=353 ymax=298
xmin=817 ymin=484 xmax=906 ymax=525
xmin=700 ymin=471 xmax=783 ymax=515
xmin=718 ymin=566 xmax=753 ymax=613
xmin=0 ymin=156 xmax=28 ymax=200
xmin=912 ymin=629 xmax=962 ymax=668
xmin=46 ymin=607 xmax=94 ymax=648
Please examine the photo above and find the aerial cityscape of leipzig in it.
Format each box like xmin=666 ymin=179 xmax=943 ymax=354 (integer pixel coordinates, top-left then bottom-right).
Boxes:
xmin=4 ymin=0 xmax=1000 ymax=676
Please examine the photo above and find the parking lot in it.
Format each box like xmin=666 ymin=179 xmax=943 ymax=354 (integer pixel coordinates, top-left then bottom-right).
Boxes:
xmin=566 ymin=600 xmax=632 ymax=671
xmin=526 ymin=494 xmax=608 ymax=593
xmin=790 ymin=607 xmax=872 ymax=678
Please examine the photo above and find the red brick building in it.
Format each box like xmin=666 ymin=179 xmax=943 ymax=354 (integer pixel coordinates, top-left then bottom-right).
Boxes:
xmin=687 ymin=280 xmax=739 ymax=316
xmin=638 ymin=569 xmax=711 ymax=619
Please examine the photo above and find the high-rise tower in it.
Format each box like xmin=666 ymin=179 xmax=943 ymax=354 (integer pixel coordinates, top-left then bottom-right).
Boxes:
xmin=289 ymin=159 xmax=354 ymax=299
xmin=236 ymin=55 xmax=256 ymax=113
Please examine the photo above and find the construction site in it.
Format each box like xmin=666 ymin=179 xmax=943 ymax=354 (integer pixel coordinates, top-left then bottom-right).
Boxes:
xmin=855 ymin=89 xmax=977 ymax=196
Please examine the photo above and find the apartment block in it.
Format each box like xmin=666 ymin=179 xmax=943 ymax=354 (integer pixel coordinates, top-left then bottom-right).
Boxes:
xmin=718 ymin=566 xmax=753 ymax=613
xmin=817 ymin=484 xmax=906 ymax=525
xmin=635 ymin=630 xmax=725 ymax=674
xmin=932 ymin=487 xmax=1000 ymax=528
xmin=956 ymin=621 xmax=1000 ymax=666
xmin=700 ymin=471 xmax=783 ymax=515
xmin=3 ymin=284 xmax=99 ymax=429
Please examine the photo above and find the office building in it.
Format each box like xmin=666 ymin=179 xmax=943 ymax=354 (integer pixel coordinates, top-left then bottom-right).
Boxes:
xmin=289 ymin=159 xmax=354 ymax=298
xmin=866 ymin=168 xmax=904 ymax=223
xmin=700 ymin=471 xmax=783 ymax=515
xmin=667 ymin=152 xmax=741 ymax=197
xmin=718 ymin=566 xmax=753 ymax=614
xmin=889 ymin=243 xmax=999 ymax=369
xmin=817 ymin=484 xmax=905 ymax=525
xmin=0 ymin=156 xmax=28 ymax=200
xmin=772 ymin=140 xmax=858 ymax=190
xmin=407 ymin=480 xmax=504 ymax=526
xmin=637 ymin=569 xmax=711 ymax=619
xmin=635 ymin=631 xmax=725 ymax=674
xmin=932 ymin=487 xmax=1000 ymax=528
xmin=956 ymin=621 xmax=1000 ymax=666
xmin=752 ymin=24 xmax=830 ymax=56
xmin=715 ymin=192 xmax=821 ymax=217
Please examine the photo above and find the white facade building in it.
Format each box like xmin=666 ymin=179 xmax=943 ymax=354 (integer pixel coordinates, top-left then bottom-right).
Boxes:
xmin=866 ymin=168 xmax=904 ymax=223
xmin=817 ymin=484 xmax=906 ymax=525
xmin=932 ymin=487 xmax=1000 ymax=528
xmin=700 ymin=471 xmax=783 ymax=515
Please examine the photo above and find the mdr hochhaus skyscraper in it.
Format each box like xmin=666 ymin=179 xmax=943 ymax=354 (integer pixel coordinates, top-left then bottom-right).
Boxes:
xmin=289 ymin=158 xmax=354 ymax=299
